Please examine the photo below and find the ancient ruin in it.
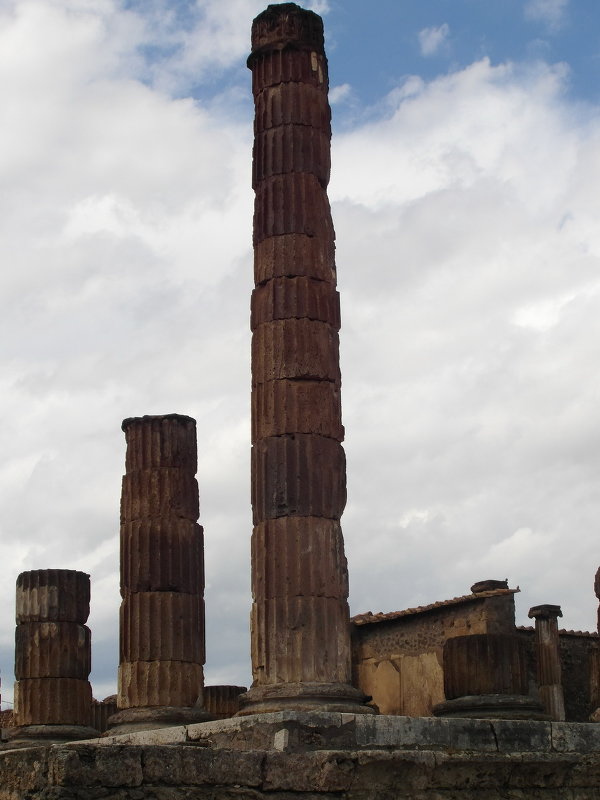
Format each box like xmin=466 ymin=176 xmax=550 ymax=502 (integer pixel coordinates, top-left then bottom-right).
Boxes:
xmin=3 ymin=570 xmax=98 ymax=746
xmin=109 ymin=414 xmax=212 ymax=731
xmin=2 ymin=3 xmax=600 ymax=797
xmin=240 ymin=0 xmax=372 ymax=716
xmin=529 ymin=604 xmax=566 ymax=721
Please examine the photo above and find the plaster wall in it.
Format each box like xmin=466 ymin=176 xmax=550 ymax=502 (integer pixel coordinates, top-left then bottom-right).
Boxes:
xmin=351 ymin=594 xmax=516 ymax=716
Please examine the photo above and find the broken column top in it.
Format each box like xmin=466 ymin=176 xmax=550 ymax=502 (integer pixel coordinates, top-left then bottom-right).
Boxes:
xmin=16 ymin=569 xmax=90 ymax=624
xmin=528 ymin=604 xmax=563 ymax=620
xmin=121 ymin=414 xmax=195 ymax=432
xmin=121 ymin=414 xmax=197 ymax=472
xmin=250 ymin=3 xmax=324 ymax=56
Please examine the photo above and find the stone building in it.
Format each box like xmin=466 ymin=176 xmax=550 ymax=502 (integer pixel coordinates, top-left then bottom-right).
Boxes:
xmin=351 ymin=580 xmax=600 ymax=721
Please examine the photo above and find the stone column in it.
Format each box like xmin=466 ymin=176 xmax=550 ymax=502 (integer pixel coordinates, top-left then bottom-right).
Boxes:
xmin=240 ymin=3 xmax=372 ymax=715
xmin=528 ymin=604 xmax=565 ymax=721
xmin=108 ymin=414 xmax=212 ymax=732
xmin=204 ymin=685 xmax=247 ymax=719
xmin=4 ymin=570 xmax=98 ymax=746
xmin=433 ymin=633 xmax=547 ymax=719
xmin=595 ymin=567 xmax=600 ymax=633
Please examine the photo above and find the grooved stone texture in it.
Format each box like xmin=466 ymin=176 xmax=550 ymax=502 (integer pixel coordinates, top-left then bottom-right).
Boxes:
xmin=245 ymin=2 xmax=370 ymax=714
xmin=12 ymin=570 xmax=94 ymax=731
xmin=117 ymin=415 xmax=207 ymax=718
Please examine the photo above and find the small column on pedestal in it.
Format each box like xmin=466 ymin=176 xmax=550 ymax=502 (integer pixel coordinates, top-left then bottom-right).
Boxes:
xmin=3 ymin=569 xmax=98 ymax=747
xmin=108 ymin=414 xmax=213 ymax=732
xmin=528 ymin=604 xmax=565 ymax=721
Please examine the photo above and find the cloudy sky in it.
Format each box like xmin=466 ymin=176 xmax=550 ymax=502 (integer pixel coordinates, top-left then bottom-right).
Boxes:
xmin=1 ymin=0 xmax=599 ymax=708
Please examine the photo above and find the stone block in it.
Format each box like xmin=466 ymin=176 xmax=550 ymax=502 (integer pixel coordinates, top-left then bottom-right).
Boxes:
xmin=179 ymin=748 xmax=263 ymax=787
xmin=251 ymin=435 xmax=346 ymax=524
xmin=122 ymin=414 xmax=197 ymax=473
xmin=254 ymin=83 xmax=330 ymax=135
xmin=252 ymin=517 xmax=348 ymax=600
xmin=47 ymin=744 xmax=143 ymax=788
xmin=117 ymin=660 xmax=203 ymax=709
xmin=251 ymin=595 xmax=352 ymax=684
xmin=352 ymin=714 xmax=498 ymax=752
xmin=253 ymin=173 xmax=333 ymax=244
xmin=140 ymin=745 xmax=183 ymax=785
xmin=250 ymin=48 xmax=328 ymax=96
xmin=0 ymin=747 xmax=49 ymax=795
xmin=251 ymin=278 xmax=340 ymax=331
xmin=253 ymin=125 xmax=331 ymax=188
xmin=120 ymin=519 xmax=204 ymax=594
xmin=551 ymin=721 xmax=600 ymax=753
xmin=252 ymin=379 xmax=343 ymax=442
xmin=254 ymin=233 xmax=336 ymax=285
xmin=490 ymin=719 xmax=552 ymax=751
xmin=263 ymin=751 xmax=355 ymax=792
xmin=252 ymin=319 xmax=340 ymax=385
xmin=16 ymin=570 xmax=90 ymax=624
xmin=14 ymin=677 xmax=92 ymax=726
xmin=119 ymin=592 xmax=204 ymax=663
xmin=15 ymin=621 xmax=91 ymax=680
xmin=120 ymin=469 xmax=199 ymax=523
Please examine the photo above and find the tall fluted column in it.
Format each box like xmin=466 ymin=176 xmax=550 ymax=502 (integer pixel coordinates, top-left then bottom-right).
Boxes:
xmin=529 ymin=604 xmax=565 ymax=721
xmin=108 ymin=414 xmax=212 ymax=732
xmin=239 ymin=3 xmax=372 ymax=715
xmin=4 ymin=570 xmax=98 ymax=746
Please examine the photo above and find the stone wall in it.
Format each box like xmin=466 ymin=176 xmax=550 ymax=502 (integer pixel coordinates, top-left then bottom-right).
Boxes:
xmin=3 ymin=712 xmax=600 ymax=800
xmin=517 ymin=627 xmax=600 ymax=722
xmin=351 ymin=591 xmax=516 ymax=715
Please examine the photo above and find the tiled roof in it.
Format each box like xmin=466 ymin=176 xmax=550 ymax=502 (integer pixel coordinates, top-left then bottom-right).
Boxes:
xmin=517 ymin=625 xmax=598 ymax=638
xmin=351 ymin=588 xmax=518 ymax=627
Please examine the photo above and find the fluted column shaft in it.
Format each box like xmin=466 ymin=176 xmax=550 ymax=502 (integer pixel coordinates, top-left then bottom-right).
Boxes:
xmin=242 ymin=3 xmax=371 ymax=715
xmin=528 ymin=604 xmax=565 ymax=721
xmin=116 ymin=415 xmax=207 ymax=717
xmin=433 ymin=633 xmax=547 ymax=720
xmin=12 ymin=570 xmax=95 ymax=731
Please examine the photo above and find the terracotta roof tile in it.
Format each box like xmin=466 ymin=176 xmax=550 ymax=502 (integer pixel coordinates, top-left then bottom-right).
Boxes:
xmin=351 ymin=588 xmax=518 ymax=626
xmin=516 ymin=625 xmax=597 ymax=638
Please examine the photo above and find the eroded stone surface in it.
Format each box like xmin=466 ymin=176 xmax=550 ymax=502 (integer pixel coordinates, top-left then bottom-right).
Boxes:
xmin=251 ymin=379 xmax=343 ymax=442
xmin=15 ymin=622 xmax=91 ymax=680
xmin=120 ymin=519 xmax=204 ymax=595
xmin=118 ymin=661 xmax=203 ymax=709
xmin=14 ymin=678 xmax=92 ymax=726
xmin=16 ymin=570 xmax=90 ymax=625
xmin=117 ymin=415 xmax=207 ymax=719
xmin=246 ymin=2 xmax=367 ymax=711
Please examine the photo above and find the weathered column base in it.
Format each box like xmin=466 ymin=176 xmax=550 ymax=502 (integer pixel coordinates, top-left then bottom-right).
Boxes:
xmin=107 ymin=705 xmax=214 ymax=734
xmin=433 ymin=694 xmax=548 ymax=720
xmin=237 ymin=682 xmax=377 ymax=716
xmin=1 ymin=724 xmax=99 ymax=749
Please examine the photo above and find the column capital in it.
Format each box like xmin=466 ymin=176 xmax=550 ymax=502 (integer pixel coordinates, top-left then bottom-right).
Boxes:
xmin=528 ymin=604 xmax=562 ymax=620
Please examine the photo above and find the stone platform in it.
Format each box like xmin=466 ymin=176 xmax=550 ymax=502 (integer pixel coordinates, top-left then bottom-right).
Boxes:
xmin=3 ymin=712 xmax=600 ymax=799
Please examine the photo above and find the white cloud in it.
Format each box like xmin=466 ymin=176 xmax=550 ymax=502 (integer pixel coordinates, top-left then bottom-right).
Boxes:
xmin=331 ymin=57 xmax=600 ymax=633
xmin=329 ymin=83 xmax=354 ymax=105
xmin=524 ymin=0 xmax=569 ymax=32
xmin=418 ymin=23 xmax=450 ymax=56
